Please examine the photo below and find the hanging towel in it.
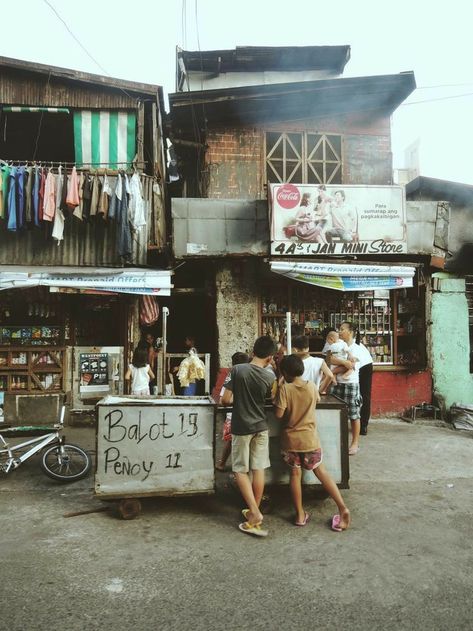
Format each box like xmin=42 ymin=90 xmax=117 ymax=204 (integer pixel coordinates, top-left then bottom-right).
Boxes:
xmin=129 ymin=173 xmax=147 ymax=231
xmin=73 ymin=172 xmax=84 ymax=220
xmin=42 ymin=171 xmax=56 ymax=222
xmin=38 ymin=170 xmax=46 ymax=221
xmin=7 ymin=167 xmax=17 ymax=231
xmin=66 ymin=166 xmax=80 ymax=209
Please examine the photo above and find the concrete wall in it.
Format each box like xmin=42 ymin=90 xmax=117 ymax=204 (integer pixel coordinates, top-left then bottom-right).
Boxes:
xmin=430 ymin=273 xmax=473 ymax=410
xmin=204 ymin=113 xmax=393 ymax=199
xmin=215 ymin=261 xmax=259 ymax=369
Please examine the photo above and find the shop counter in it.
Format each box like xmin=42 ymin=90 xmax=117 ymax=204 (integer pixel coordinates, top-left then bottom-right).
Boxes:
xmin=95 ymin=396 xmax=216 ymax=507
xmin=216 ymin=394 xmax=349 ymax=489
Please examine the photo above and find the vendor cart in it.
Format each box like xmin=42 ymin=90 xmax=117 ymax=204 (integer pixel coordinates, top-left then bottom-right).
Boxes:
xmin=95 ymin=395 xmax=215 ymax=518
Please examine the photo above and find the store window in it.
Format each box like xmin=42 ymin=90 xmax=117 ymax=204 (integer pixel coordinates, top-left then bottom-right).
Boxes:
xmin=260 ymin=281 xmax=425 ymax=369
xmin=265 ymin=132 xmax=342 ymax=185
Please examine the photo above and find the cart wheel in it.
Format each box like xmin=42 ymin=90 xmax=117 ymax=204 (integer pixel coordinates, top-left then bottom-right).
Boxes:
xmin=117 ymin=498 xmax=142 ymax=520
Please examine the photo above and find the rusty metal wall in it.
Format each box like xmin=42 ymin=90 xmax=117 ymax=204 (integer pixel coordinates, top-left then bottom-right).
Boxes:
xmin=0 ymin=70 xmax=144 ymax=108
xmin=0 ymin=219 xmax=147 ymax=267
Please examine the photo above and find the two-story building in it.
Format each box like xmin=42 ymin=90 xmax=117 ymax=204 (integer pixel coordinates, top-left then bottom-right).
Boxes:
xmin=168 ymin=45 xmax=446 ymax=416
xmin=0 ymin=56 xmax=171 ymax=422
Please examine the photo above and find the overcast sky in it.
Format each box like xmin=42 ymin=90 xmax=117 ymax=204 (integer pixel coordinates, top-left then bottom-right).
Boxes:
xmin=2 ymin=0 xmax=473 ymax=183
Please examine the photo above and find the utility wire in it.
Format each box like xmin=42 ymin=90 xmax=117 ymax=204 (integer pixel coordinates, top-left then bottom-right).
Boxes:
xmin=42 ymin=0 xmax=139 ymax=103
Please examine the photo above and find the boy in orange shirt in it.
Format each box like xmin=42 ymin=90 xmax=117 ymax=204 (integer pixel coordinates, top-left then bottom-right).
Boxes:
xmin=274 ymin=354 xmax=350 ymax=531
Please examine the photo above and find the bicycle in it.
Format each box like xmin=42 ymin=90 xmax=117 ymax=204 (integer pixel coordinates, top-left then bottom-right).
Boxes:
xmin=0 ymin=405 xmax=91 ymax=482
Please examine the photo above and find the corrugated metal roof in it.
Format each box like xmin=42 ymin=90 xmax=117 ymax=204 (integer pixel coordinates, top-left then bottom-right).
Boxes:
xmin=169 ymin=72 xmax=417 ymax=131
xmin=179 ymin=46 xmax=351 ymax=74
xmin=0 ymin=56 xmax=160 ymax=96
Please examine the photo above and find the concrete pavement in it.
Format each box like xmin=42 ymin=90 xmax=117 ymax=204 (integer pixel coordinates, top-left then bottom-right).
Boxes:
xmin=1 ymin=419 xmax=472 ymax=631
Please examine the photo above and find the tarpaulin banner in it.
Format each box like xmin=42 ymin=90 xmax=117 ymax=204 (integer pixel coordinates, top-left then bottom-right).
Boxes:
xmin=270 ymin=183 xmax=407 ymax=256
xmin=270 ymin=261 xmax=415 ymax=291
xmin=0 ymin=266 xmax=172 ymax=296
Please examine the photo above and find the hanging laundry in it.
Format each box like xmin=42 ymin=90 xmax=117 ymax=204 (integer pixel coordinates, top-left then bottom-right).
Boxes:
xmin=108 ymin=173 xmax=122 ymax=221
xmin=0 ymin=164 xmax=10 ymax=220
xmin=52 ymin=166 xmax=65 ymax=243
xmin=66 ymin=166 xmax=80 ymax=210
xmin=60 ymin=167 xmax=68 ymax=213
xmin=25 ymin=166 xmax=33 ymax=224
xmin=89 ymin=173 xmax=102 ymax=217
xmin=15 ymin=166 xmax=25 ymax=229
xmin=73 ymin=172 xmax=84 ymax=220
xmin=81 ymin=173 xmax=92 ymax=220
xmin=38 ymin=169 xmax=46 ymax=221
xmin=128 ymin=172 xmax=147 ymax=231
xmin=114 ymin=174 xmax=132 ymax=260
xmin=42 ymin=170 xmax=56 ymax=222
xmin=7 ymin=167 xmax=17 ymax=231
xmin=32 ymin=166 xmax=40 ymax=227
xmin=98 ymin=173 xmax=112 ymax=218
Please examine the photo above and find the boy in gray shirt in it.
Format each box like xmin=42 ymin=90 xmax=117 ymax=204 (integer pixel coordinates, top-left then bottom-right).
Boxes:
xmin=221 ymin=336 xmax=276 ymax=537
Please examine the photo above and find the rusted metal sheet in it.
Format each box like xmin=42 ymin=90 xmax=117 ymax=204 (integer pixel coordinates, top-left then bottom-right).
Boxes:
xmin=172 ymin=198 xmax=269 ymax=257
xmin=95 ymin=396 xmax=215 ymax=498
xmin=0 ymin=219 xmax=147 ymax=267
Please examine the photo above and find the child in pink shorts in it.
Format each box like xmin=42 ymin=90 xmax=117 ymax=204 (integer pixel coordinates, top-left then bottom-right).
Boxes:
xmin=274 ymin=354 xmax=351 ymax=531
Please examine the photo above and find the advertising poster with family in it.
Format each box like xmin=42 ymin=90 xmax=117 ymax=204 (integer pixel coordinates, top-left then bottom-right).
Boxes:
xmin=270 ymin=183 xmax=407 ymax=256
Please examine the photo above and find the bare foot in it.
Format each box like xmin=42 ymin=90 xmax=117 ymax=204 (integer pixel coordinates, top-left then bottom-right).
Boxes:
xmin=339 ymin=508 xmax=351 ymax=530
xmin=348 ymin=444 xmax=359 ymax=455
xmin=215 ymin=460 xmax=226 ymax=472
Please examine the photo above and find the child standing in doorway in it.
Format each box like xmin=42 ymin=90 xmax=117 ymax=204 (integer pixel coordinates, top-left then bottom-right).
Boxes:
xmin=274 ymin=354 xmax=350 ymax=531
xmin=125 ymin=347 xmax=155 ymax=396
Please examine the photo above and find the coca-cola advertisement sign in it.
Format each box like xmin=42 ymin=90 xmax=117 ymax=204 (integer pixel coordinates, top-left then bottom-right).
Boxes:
xmin=270 ymin=183 xmax=407 ymax=256
xmin=275 ymin=184 xmax=300 ymax=209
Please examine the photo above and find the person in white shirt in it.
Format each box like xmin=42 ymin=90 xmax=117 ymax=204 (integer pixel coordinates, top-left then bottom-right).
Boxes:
xmin=292 ymin=335 xmax=336 ymax=394
xmin=322 ymin=330 xmax=358 ymax=386
xmin=327 ymin=322 xmax=363 ymax=455
xmin=356 ymin=338 xmax=374 ymax=435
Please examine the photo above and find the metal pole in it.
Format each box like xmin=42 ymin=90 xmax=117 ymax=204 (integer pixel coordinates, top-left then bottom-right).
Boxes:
xmin=162 ymin=307 xmax=169 ymax=394
xmin=285 ymin=312 xmax=291 ymax=355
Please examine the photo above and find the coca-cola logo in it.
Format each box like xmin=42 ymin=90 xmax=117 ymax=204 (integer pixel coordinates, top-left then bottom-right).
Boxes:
xmin=276 ymin=184 xmax=300 ymax=209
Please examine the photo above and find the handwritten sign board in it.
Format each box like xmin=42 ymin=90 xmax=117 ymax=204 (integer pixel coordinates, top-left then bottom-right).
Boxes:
xmin=95 ymin=396 xmax=215 ymax=498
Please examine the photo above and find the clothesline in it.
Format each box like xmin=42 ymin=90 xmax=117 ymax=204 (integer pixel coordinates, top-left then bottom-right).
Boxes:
xmin=0 ymin=159 xmax=148 ymax=168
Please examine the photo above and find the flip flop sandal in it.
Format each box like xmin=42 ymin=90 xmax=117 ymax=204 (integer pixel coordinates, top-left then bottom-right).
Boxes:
xmin=242 ymin=508 xmax=250 ymax=520
xmin=348 ymin=446 xmax=360 ymax=456
xmin=331 ymin=514 xmax=343 ymax=532
xmin=238 ymin=521 xmax=268 ymax=537
xmin=295 ymin=512 xmax=310 ymax=527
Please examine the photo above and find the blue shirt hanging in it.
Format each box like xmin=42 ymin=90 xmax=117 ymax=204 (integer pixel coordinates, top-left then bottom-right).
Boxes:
xmin=7 ymin=167 xmax=17 ymax=231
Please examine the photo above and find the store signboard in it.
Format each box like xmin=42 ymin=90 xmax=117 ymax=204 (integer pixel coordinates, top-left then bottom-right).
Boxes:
xmin=270 ymin=183 xmax=406 ymax=256
xmin=270 ymin=261 xmax=415 ymax=291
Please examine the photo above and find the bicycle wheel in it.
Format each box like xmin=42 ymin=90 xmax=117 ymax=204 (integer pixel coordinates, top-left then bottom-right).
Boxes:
xmin=40 ymin=443 xmax=92 ymax=482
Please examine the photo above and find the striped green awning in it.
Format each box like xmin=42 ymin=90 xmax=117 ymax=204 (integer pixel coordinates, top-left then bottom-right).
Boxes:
xmin=3 ymin=106 xmax=70 ymax=113
xmin=73 ymin=110 xmax=136 ymax=169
